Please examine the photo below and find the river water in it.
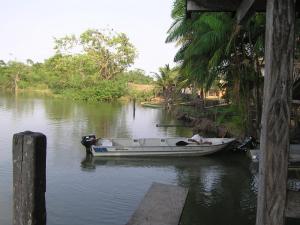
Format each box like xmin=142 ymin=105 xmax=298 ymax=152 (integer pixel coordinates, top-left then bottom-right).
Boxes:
xmin=0 ymin=92 xmax=296 ymax=225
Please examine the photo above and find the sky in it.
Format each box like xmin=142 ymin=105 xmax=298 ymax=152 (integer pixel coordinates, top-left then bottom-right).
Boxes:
xmin=0 ymin=0 xmax=178 ymax=74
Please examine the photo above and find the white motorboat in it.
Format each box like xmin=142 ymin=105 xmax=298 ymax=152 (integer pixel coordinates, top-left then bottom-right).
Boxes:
xmin=81 ymin=135 xmax=235 ymax=157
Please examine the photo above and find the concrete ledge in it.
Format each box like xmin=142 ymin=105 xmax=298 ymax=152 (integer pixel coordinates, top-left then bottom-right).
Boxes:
xmin=126 ymin=182 xmax=188 ymax=225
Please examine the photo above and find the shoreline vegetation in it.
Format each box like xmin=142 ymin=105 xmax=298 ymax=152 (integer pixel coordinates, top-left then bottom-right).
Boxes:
xmin=0 ymin=82 xmax=156 ymax=102
xmin=0 ymin=29 xmax=156 ymax=103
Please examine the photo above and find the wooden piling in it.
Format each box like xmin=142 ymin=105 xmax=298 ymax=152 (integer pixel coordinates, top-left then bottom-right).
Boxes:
xmin=286 ymin=191 xmax=300 ymax=218
xmin=133 ymin=98 xmax=136 ymax=119
xmin=256 ymin=1 xmax=295 ymax=225
xmin=13 ymin=131 xmax=47 ymax=225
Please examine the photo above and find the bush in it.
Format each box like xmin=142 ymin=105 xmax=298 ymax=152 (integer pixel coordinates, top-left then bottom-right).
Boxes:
xmin=117 ymin=69 xmax=153 ymax=84
xmin=61 ymin=80 xmax=127 ymax=102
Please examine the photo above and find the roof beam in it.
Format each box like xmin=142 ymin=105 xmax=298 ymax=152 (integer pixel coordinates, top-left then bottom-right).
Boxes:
xmin=186 ymin=0 xmax=268 ymax=22
xmin=186 ymin=0 xmax=201 ymax=12
xmin=186 ymin=0 xmax=241 ymax=12
xmin=236 ymin=0 xmax=256 ymax=24
xmin=186 ymin=0 xmax=300 ymax=15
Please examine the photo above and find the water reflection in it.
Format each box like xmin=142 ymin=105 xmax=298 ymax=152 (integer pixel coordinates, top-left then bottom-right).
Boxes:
xmin=0 ymin=92 xmax=193 ymax=225
xmin=81 ymin=154 xmax=257 ymax=225
xmin=4 ymin=93 xmax=297 ymax=225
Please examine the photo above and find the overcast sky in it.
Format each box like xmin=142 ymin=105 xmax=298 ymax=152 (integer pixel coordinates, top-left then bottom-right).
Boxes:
xmin=0 ymin=0 xmax=178 ymax=74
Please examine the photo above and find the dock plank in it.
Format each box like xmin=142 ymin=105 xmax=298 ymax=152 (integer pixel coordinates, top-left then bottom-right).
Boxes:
xmin=286 ymin=191 xmax=300 ymax=218
xmin=126 ymin=182 xmax=188 ymax=225
xmin=248 ymin=144 xmax=300 ymax=163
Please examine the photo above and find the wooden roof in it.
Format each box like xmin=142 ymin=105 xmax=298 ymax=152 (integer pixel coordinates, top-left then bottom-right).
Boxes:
xmin=187 ymin=0 xmax=266 ymax=12
xmin=186 ymin=0 xmax=300 ymax=24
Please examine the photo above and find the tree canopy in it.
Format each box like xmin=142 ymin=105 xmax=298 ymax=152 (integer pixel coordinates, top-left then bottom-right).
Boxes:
xmin=54 ymin=29 xmax=137 ymax=80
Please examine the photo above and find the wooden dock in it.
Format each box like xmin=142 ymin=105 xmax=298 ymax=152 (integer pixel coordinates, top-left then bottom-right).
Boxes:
xmin=126 ymin=182 xmax=188 ymax=225
xmin=247 ymin=144 xmax=300 ymax=163
xmin=156 ymin=124 xmax=193 ymax=128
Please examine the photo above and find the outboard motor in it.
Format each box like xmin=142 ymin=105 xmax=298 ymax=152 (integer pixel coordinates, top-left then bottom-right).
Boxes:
xmin=236 ymin=136 xmax=257 ymax=152
xmin=81 ymin=135 xmax=97 ymax=154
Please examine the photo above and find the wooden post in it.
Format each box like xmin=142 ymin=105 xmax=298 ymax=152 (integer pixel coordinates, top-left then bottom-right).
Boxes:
xmin=13 ymin=131 xmax=47 ymax=225
xmin=133 ymin=98 xmax=136 ymax=119
xmin=236 ymin=0 xmax=255 ymax=25
xmin=256 ymin=1 xmax=295 ymax=225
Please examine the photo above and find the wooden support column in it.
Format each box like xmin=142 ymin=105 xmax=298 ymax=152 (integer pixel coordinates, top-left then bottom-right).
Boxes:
xmin=286 ymin=191 xmax=300 ymax=218
xmin=236 ymin=0 xmax=256 ymax=24
xmin=13 ymin=131 xmax=47 ymax=225
xmin=256 ymin=1 xmax=295 ymax=225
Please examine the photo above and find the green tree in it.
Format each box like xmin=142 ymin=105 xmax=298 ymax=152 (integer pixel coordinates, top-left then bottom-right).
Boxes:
xmin=54 ymin=29 xmax=137 ymax=80
xmin=120 ymin=69 xmax=153 ymax=84
xmin=1 ymin=61 xmax=30 ymax=92
xmin=154 ymin=64 xmax=179 ymax=106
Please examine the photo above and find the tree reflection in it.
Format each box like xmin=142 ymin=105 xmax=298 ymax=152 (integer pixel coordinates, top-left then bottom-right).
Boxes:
xmin=175 ymin=154 xmax=257 ymax=225
xmin=80 ymin=154 xmax=257 ymax=225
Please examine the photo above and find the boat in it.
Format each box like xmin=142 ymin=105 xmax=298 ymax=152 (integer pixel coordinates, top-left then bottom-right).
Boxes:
xmin=81 ymin=135 xmax=235 ymax=157
xmin=140 ymin=102 xmax=162 ymax=108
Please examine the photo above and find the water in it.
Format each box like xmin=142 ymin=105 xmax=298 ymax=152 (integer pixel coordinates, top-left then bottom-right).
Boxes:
xmin=0 ymin=92 xmax=295 ymax=225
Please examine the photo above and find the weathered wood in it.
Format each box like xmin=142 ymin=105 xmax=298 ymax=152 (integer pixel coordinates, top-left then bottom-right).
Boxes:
xmin=133 ymin=98 xmax=136 ymax=119
xmin=236 ymin=0 xmax=256 ymax=24
xmin=285 ymin=191 xmax=300 ymax=218
xmin=186 ymin=0 xmax=266 ymax=12
xmin=292 ymin=99 xmax=300 ymax=105
xmin=13 ymin=131 xmax=47 ymax=225
xmin=256 ymin=1 xmax=295 ymax=225
xmin=248 ymin=150 xmax=300 ymax=163
xmin=187 ymin=0 xmax=300 ymax=14
xmin=156 ymin=124 xmax=193 ymax=127
xmin=126 ymin=182 xmax=188 ymax=225
xmin=187 ymin=0 xmax=244 ymax=12
xmin=203 ymin=103 xmax=230 ymax=109
xmin=248 ymin=145 xmax=300 ymax=163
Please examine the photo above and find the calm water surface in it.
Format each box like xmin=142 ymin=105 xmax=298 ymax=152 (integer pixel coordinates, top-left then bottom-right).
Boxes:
xmin=0 ymin=92 xmax=294 ymax=225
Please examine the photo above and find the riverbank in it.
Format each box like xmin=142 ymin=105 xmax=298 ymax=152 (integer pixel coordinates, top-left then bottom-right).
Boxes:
xmin=1 ymin=81 xmax=156 ymax=103
xmin=2 ymin=87 xmax=245 ymax=138
xmin=169 ymin=103 xmax=247 ymax=139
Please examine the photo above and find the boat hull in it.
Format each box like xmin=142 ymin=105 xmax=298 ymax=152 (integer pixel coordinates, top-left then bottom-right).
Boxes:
xmin=89 ymin=138 xmax=235 ymax=157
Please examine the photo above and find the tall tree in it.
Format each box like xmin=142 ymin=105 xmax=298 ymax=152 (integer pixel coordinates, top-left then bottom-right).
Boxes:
xmin=54 ymin=29 xmax=137 ymax=80
xmin=155 ymin=64 xmax=179 ymax=106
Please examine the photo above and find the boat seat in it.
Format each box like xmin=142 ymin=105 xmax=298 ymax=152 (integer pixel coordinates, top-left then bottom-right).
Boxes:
xmin=141 ymin=138 xmax=169 ymax=147
xmin=112 ymin=138 xmax=141 ymax=147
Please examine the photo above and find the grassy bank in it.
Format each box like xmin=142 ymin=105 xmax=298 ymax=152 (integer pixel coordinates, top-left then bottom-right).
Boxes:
xmin=1 ymin=80 xmax=156 ymax=103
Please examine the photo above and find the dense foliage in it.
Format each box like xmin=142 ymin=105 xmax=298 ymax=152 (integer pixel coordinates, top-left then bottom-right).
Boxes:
xmin=0 ymin=29 xmax=154 ymax=101
xmin=166 ymin=0 xmax=267 ymax=135
xmin=154 ymin=64 xmax=182 ymax=105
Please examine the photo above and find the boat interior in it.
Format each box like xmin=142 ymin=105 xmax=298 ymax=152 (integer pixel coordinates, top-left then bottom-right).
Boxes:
xmin=96 ymin=138 xmax=232 ymax=147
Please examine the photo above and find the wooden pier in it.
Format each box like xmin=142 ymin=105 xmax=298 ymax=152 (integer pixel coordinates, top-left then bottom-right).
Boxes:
xmin=13 ymin=131 xmax=47 ymax=225
xmin=126 ymin=182 xmax=188 ymax=225
xmin=248 ymin=145 xmax=300 ymax=163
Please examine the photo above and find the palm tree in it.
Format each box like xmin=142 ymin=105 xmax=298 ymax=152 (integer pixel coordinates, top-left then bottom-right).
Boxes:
xmin=166 ymin=0 xmax=266 ymax=135
xmin=154 ymin=64 xmax=179 ymax=107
